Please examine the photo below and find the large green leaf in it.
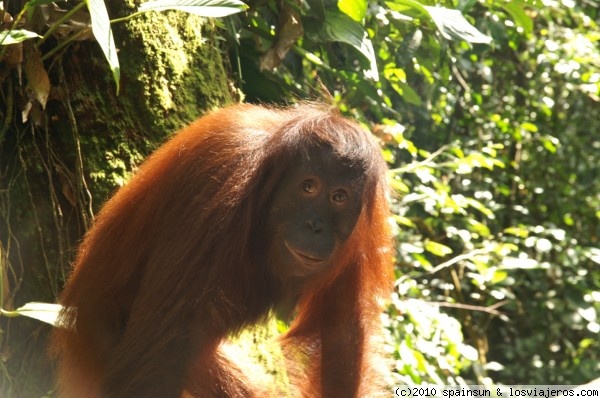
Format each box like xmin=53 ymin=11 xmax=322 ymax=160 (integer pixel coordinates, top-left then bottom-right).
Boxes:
xmin=338 ymin=0 xmax=367 ymax=22
xmin=87 ymin=0 xmax=120 ymax=93
xmin=423 ymin=6 xmax=492 ymax=44
xmin=138 ymin=0 xmax=248 ymax=17
xmin=322 ymin=11 xmax=378 ymax=80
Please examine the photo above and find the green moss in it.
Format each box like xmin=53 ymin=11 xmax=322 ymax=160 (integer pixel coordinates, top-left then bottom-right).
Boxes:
xmin=61 ymin=10 xmax=235 ymax=203
xmin=115 ymin=11 xmax=233 ymax=133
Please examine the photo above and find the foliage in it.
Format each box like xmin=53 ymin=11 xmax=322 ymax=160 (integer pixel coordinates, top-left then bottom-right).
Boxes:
xmin=0 ymin=0 xmax=245 ymax=107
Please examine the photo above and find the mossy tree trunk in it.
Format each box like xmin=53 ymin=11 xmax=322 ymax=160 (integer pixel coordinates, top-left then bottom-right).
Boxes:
xmin=0 ymin=4 xmax=234 ymax=395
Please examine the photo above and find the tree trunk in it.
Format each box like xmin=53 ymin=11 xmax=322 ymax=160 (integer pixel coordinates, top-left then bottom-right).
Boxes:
xmin=0 ymin=5 xmax=234 ymax=395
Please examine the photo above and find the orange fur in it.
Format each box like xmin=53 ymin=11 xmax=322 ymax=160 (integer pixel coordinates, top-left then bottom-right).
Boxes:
xmin=50 ymin=103 xmax=393 ymax=397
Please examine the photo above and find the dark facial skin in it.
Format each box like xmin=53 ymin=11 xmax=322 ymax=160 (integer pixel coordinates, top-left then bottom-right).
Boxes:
xmin=267 ymin=145 xmax=365 ymax=284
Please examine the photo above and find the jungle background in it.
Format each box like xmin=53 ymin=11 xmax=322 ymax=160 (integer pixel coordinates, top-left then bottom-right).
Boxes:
xmin=0 ymin=0 xmax=599 ymax=395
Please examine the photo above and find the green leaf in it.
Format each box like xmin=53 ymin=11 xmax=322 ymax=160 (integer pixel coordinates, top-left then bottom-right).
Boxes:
xmin=490 ymin=269 xmax=508 ymax=283
xmin=338 ymin=0 xmax=367 ymax=22
xmin=394 ymin=215 xmax=415 ymax=228
xmin=504 ymin=226 xmax=529 ymax=238
xmin=502 ymin=1 xmax=533 ymax=35
xmin=384 ymin=66 xmax=422 ymax=103
xmin=138 ymin=0 xmax=248 ymax=17
xmin=396 ymin=82 xmax=422 ymax=105
xmin=1 ymin=302 xmax=62 ymax=326
xmin=390 ymin=177 xmax=409 ymax=193
xmin=87 ymin=0 xmax=120 ymax=93
xmin=424 ymin=240 xmax=453 ymax=257
xmin=468 ymin=219 xmax=491 ymax=237
xmin=541 ymin=135 xmax=559 ymax=153
xmin=0 ymin=29 xmax=40 ymax=45
xmin=423 ymin=6 xmax=492 ymax=44
xmin=520 ymin=121 xmax=538 ymax=132
xmin=305 ymin=0 xmax=325 ymax=20
xmin=465 ymin=197 xmax=494 ymax=218
xmin=386 ymin=0 xmax=427 ymax=14
xmin=322 ymin=11 xmax=378 ymax=80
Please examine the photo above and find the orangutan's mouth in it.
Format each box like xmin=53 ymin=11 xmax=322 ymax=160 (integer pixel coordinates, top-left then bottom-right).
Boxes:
xmin=285 ymin=242 xmax=326 ymax=267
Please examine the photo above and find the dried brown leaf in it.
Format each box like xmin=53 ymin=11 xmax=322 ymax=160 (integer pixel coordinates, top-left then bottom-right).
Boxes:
xmin=23 ymin=41 xmax=50 ymax=109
